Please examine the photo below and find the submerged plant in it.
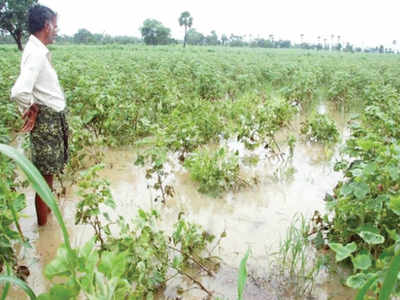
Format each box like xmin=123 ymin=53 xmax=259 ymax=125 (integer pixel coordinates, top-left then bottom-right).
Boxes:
xmin=75 ymin=164 xmax=115 ymax=249
xmin=276 ymin=214 xmax=324 ymax=298
xmin=301 ymin=112 xmax=339 ymax=144
xmin=184 ymin=147 xmax=248 ymax=197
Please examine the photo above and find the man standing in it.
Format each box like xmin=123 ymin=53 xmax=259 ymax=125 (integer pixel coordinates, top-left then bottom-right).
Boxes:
xmin=11 ymin=5 xmax=68 ymax=226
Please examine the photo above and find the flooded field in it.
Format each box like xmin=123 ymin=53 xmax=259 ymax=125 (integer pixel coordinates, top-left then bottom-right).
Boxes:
xmin=6 ymin=103 xmax=357 ymax=300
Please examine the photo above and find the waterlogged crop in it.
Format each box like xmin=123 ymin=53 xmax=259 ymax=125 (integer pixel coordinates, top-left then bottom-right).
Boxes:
xmin=317 ymin=86 xmax=400 ymax=297
xmin=2 ymin=44 xmax=400 ymax=298
xmin=301 ymin=112 xmax=339 ymax=144
xmin=0 ymin=145 xmax=222 ymax=299
xmin=184 ymin=147 xmax=248 ymax=196
xmin=75 ymin=164 xmax=115 ymax=249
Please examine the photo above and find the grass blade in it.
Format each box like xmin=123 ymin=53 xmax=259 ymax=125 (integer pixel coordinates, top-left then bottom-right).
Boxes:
xmin=379 ymin=253 xmax=400 ymax=300
xmin=237 ymin=249 xmax=250 ymax=300
xmin=0 ymin=275 xmax=36 ymax=300
xmin=355 ymin=274 xmax=378 ymax=300
xmin=0 ymin=144 xmax=72 ymax=253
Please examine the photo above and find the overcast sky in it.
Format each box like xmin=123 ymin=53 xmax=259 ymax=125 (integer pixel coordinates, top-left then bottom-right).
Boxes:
xmin=40 ymin=0 xmax=400 ymax=47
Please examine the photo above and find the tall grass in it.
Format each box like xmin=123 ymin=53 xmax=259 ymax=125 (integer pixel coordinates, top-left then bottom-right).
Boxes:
xmin=277 ymin=214 xmax=323 ymax=298
xmin=0 ymin=144 xmax=75 ymax=298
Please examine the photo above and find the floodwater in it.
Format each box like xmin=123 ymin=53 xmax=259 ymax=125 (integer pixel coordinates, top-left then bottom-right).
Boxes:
xmin=5 ymin=102 xmax=357 ymax=299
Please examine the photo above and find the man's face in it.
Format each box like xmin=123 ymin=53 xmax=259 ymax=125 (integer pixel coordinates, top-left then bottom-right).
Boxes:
xmin=45 ymin=16 xmax=58 ymax=44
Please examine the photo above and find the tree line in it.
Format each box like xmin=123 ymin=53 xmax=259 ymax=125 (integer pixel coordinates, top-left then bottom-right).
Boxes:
xmin=0 ymin=2 xmax=397 ymax=54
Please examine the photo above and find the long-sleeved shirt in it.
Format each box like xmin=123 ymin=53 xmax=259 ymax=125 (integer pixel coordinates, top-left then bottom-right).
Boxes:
xmin=11 ymin=35 xmax=66 ymax=113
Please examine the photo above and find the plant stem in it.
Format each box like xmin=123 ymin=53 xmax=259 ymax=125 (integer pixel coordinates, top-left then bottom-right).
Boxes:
xmin=178 ymin=269 xmax=213 ymax=297
xmin=168 ymin=245 xmax=214 ymax=276
xmin=6 ymin=192 xmax=25 ymax=243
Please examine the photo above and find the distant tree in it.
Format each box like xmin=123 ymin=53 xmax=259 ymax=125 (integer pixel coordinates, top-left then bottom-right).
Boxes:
xmin=74 ymin=28 xmax=93 ymax=44
xmin=0 ymin=0 xmax=38 ymax=51
xmin=323 ymin=37 xmax=328 ymax=50
xmin=178 ymin=11 xmax=192 ymax=48
xmin=55 ymin=34 xmax=73 ymax=44
xmin=205 ymin=30 xmax=218 ymax=45
xmin=276 ymin=39 xmax=291 ymax=48
xmin=186 ymin=28 xmax=204 ymax=45
xmin=316 ymin=36 xmax=321 ymax=50
xmin=229 ymin=34 xmax=245 ymax=47
xmin=252 ymin=38 xmax=272 ymax=48
xmin=268 ymin=34 xmax=274 ymax=42
xmin=336 ymin=35 xmax=341 ymax=51
xmin=221 ymin=34 xmax=228 ymax=46
xmin=140 ymin=19 xmax=171 ymax=45
xmin=344 ymin=42 xmax=353 ymax=53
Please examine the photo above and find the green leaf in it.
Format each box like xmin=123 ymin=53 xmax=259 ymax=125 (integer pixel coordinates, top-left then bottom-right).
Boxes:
xmin=0 ymin=275 xmax=37 ymax=300
xmin=352 ymin=254 xmax=372 ymax=270
xmin=379 ymin=252 xmax=400 ymax=300
xmin=352 ymin=182 xmax=370 ymax=200
xmin=389 ymin=195 xmax=400 ymax=216
xmin=359 ymin=231 xmax=385 ymax=245
xmin=355 ymin=274 xmax=379 ymax=300
xmin=388 ymin=166 xmax=400 ymax=181
xmin=346 ymin=273 xmax=369 ymax=289
xmin=46 ymin=284 xmax=77 ymax=300
xmin=98 ymin=251 xmax=128 ymax=279
xmin=340 ymin=183 xmax=352 ymax=197
xmin=45 ymin=245 xmax=75 ymax=279
xmin=328 ymin=242 xmax=357 ymax=262
xmin=237 ymin=249 xmax=249 ymax=300
xmin=384 ymin=225 xmax=400 ymax=242
xmin=0 ymin=144 xmax=72 ymax=253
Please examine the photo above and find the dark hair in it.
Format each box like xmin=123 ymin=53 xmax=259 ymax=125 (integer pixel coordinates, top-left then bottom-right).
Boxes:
xmin=28 ymin=5 xmax=57 ymax=34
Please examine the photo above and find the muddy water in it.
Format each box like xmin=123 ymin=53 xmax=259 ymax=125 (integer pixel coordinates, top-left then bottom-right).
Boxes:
xmin=6 ymin=102 xmax=357 ymax=299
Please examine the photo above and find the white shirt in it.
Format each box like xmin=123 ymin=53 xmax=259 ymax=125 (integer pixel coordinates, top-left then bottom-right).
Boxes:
xmin=11 ymin=35 xmax=66 ymax=113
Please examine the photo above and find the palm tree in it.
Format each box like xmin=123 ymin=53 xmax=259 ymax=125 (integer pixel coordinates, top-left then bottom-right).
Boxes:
xmin=179 ymin=11 xmax=193 ymax=48
xmin=268 ymin=34 xmax=274 ymax=43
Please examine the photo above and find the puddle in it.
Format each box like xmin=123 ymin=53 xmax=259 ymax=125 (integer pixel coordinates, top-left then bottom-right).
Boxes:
xmin=4 ymin=102 xmax=357 ymax=299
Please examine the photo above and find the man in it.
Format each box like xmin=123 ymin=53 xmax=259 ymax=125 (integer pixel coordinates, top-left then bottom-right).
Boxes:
xmin=11 ymin=5 xmax=68 ymax=226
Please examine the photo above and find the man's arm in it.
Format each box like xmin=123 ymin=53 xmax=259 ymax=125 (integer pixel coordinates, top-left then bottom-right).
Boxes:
xmin=11 ymin=52 xmax=46 ymax=114
xmin=11 ymin=52 xmax=46 ymax=132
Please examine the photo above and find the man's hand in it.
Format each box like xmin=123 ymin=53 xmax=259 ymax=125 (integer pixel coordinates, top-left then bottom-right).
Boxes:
xmin=21 ymin=104 xmax=39 ymax=132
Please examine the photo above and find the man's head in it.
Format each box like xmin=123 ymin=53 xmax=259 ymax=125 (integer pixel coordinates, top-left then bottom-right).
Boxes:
xmin=28 ymin=5 xmax=58 ymax=45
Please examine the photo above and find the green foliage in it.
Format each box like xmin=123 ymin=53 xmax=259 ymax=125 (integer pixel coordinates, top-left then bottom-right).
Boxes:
xmin=328 ymin=242 xmax=357 ymax=262
xmin=140 ymin=19 xmax=172 ymax=45
xmin=75 ymin=164 xmax=115 ymax=249
xmin=3 ymin=45 xmax=400 ymax=298
xmin=318 ymin=75 xmax=400 ymax=297
xmin=0 ymin=275 xmax=37 ymax=299
xmin=184 ymin=147 xmax=247 ymax=196
xmin=0 ymin=0 xmax=38 ymax=50
xmin=301 ymin=112 xmax=339 ymax=144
